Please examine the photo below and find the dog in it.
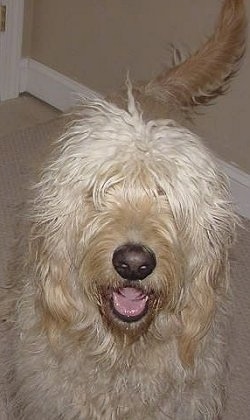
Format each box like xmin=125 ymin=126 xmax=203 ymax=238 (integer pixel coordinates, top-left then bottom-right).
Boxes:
xmin=0 ymin=1 xmax=246 ymax=419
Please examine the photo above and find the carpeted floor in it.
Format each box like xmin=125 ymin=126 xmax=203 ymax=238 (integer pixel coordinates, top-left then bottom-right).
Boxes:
xmin=0 ymin=116 xmax=249 ymax=419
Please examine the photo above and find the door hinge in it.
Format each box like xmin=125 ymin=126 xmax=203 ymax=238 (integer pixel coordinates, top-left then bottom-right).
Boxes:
xmin=0 ymin=5 xmax=6 ymax=32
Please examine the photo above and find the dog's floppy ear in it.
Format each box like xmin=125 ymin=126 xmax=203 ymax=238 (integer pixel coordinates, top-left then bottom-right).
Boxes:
xmin=175 ymin=194 xmax=236 ymax=366
xmin=29 ymin=219 xmax=80 ymax=336
xmin=145 ymin=0 xmax=246 ymax=110
xmin=27 ymin=155 xmax=89 ymax=337
xmin=178 ymin=258 xmax=227 ymax=366
xmin=160 ymin=155 xmax=238 ymax=366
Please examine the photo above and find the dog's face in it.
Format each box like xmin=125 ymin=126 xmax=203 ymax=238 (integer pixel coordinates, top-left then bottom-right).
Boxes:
xmin=30 ymin=95 xmax=236 ymax=364
xmin=80 ymin=181 xmax=184 ymax=338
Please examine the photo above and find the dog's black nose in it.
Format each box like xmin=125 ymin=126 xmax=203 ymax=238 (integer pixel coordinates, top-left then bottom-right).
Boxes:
xmin=112 ymin=243 xmax=156 ymax=281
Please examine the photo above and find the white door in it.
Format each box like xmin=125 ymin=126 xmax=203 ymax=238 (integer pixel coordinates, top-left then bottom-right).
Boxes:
xmin=0 ymin=0 xmax=24 ymax=101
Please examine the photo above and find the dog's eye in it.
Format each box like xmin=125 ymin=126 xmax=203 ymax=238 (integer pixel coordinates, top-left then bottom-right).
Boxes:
xmin=157 ymin=186 xmax=165 ymax=197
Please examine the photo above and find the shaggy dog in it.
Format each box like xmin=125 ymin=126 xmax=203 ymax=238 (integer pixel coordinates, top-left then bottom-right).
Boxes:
xmin=0 ymin=0 xmax=247 ymax=419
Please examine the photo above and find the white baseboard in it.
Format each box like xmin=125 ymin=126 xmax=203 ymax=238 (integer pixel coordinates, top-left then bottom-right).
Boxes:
xmin=218 ymin=160 xmax=250 ymax=220
xmin=19 ymin=58 xmax=102 ymax=111
xmin=19 ymin=58 xmax=250 ymax=219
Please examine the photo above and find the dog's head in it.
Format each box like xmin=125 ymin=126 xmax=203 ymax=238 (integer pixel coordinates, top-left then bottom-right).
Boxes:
xmin=28 ymin=0 xmax=245 ymax=366
xmin=29 ymin=93 xmax=236 ymax=365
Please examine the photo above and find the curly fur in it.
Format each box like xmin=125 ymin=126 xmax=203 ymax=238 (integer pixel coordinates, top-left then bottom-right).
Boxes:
xmin=0 ymin=1 xmax=246 ymax=419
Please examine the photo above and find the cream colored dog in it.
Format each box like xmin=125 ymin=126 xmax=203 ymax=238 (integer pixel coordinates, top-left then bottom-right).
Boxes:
xmin=1 ymin=1 xmax=246 ymax=419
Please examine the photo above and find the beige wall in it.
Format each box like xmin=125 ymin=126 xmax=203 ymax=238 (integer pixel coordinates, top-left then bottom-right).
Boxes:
xmin=23 ymin=0 xmax=34 ymax=57
xmin=23 ymin=0 xmax=250 ymax=173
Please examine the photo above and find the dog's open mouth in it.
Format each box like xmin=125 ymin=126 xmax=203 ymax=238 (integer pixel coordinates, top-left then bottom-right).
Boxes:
xmin=111 ymin=287 xmax=149 ymax=322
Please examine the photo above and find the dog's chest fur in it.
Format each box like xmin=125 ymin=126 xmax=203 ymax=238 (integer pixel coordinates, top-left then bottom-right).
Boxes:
xmin=18 ymin=335 xmax=182 ymax=419
xmin=14 ymin=316 xmax=214 ymax=420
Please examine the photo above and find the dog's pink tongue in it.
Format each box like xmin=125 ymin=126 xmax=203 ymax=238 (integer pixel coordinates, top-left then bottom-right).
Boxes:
xmin=113 ymin=288 xmax=148 ymax=318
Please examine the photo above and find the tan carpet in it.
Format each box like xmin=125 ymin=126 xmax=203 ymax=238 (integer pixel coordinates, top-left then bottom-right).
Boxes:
xmin=0 ymin=94 xmax=59 ymax=138
xmin=0 ymin=117 xmax=249 ymax=419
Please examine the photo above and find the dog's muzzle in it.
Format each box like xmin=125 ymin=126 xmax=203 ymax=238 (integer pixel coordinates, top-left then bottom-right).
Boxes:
xmin=112 ymin=243 xmax=156 ymax=281
xmin=109 ymin=244 xmax=156 ymax=322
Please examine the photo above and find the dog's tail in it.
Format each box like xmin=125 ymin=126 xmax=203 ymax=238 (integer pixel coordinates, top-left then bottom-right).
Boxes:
xmin=144 ymin=0 xmax=246 ymax=112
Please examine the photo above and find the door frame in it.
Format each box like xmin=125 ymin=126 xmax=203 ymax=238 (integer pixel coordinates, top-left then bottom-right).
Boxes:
xmin=0 ymin=0 xmax=24 ymax=101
